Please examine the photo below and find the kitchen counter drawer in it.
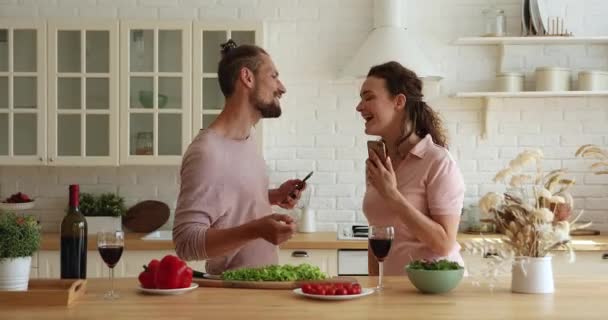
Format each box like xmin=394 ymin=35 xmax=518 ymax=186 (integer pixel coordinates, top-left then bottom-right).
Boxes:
xmin=278 ymin=249 xmax=337 ymax=276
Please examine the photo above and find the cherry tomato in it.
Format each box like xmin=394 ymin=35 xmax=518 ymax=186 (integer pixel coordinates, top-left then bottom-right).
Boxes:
xmin=326 ymin=287 xmax=336 ymax=295
xmin=301 ymin=284 xmax=312 ymax=293
xmin=309 ymin=288 xmax=318 ymax=295
xmin=317 ymin=288 xmax=326 ymax=295
xmin=333 ymin=283 xmax=343 ymax=289
xmin=335 ymin=288 xmax=347 ymax=295
xmin=351 ymin=287 xmax=362 ymax=295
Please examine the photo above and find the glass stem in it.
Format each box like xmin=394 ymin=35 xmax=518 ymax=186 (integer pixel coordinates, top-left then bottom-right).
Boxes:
xmin=110 ymin=267 xmax=114 ymax=295
xmin=378 ymin=261 xmax=384 ymax=289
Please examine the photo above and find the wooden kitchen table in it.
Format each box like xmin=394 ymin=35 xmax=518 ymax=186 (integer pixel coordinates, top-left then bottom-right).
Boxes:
xmin=1 ymin=276 xmax=607 ymax=319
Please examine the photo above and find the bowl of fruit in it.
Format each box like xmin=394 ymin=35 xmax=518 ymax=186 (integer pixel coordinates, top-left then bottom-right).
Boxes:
xmin=0 ymin=192 xmax=35 ymax=211
xmin=405 ymin=259 xmax=464 ymax=294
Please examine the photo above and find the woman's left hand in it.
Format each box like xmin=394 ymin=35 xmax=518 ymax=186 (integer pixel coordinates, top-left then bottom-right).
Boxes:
xmin=366 ymin=151 xmax=398 ymax=198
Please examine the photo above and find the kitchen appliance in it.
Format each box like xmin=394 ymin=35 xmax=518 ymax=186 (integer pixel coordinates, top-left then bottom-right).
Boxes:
xmin=337 ymin=224 xmax=369 ymax=240
xmin=341 ymin=0 xmax=441 ymax=79
xmin=337 ymin=224 xmax=369 ymax=276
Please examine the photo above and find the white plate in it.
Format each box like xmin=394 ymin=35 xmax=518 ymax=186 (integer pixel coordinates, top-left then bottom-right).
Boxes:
xmin=137 ymin=283 xmax=199 ymax=295
xmin=293 ymin=288 xmax=374 ymax=301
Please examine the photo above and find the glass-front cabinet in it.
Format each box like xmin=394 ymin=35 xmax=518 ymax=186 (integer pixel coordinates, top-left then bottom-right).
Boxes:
xmin=120 ymin=21 xmax=191 ymax=165
xmin=192 ymin=22 xmax=263 ymax=148
xmin=0 ymin=20 xmax=46 ymax=165
xmin=47 ymin=21 xmax=119 ymax=165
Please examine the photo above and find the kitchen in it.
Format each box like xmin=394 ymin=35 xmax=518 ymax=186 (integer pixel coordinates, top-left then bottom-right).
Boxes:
xmin=1 ymin=0 xmax=608 ymax=318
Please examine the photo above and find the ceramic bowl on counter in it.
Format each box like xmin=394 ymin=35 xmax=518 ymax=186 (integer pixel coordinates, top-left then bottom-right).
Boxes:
xmin=405 ymin=261 xmax=465 ymax=294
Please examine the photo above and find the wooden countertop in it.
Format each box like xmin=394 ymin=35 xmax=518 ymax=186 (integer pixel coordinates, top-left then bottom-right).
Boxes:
xmin=3 ymin=276 xmax=608 ymax=319
xmin=39 ymin=232 xmax=608 ymax=251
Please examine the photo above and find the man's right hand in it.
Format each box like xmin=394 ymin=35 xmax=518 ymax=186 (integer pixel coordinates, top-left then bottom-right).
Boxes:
xmin=254 ymin=213 xmax=296 ymax=245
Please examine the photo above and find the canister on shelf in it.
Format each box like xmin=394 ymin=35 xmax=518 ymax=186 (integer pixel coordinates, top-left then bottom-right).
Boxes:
xmin=496 ymin=72 xmax=524 ymax=92
xmin=578 ymin=70 xmax=608 ymax=91
xmin=535 ymin=67 xmax=571 ymax=91
xmin=482 ymin=8 xmax=507 ymax=37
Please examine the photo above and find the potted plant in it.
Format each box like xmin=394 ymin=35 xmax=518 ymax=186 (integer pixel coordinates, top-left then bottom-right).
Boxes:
xmin=80 ymin=193 xmax=126 ymax=235
xmin=466 ymin=149 xmax=590 ymax=294
xmin=0 ymin=211 xmax=41 ymax=291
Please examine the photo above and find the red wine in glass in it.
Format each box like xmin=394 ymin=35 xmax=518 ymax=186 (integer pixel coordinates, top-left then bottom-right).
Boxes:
xmin=368 ymin=225 xmax=394 ymax=291
xmin=98 ymin=245 xmax=124 ymax=268
xmin=369 ymin=239 xmax=392 ymax=262
xmin=97 ymin=231 xmax=124 ymax=300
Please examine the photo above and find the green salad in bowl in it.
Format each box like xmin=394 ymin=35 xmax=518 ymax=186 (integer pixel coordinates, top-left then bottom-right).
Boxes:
xmin=405 ymin=259 xmax=464 ymax=294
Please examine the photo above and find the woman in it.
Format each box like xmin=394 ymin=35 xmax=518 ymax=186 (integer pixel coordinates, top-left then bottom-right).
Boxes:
xmin=357 ymin=61 xmax=465 ymax=276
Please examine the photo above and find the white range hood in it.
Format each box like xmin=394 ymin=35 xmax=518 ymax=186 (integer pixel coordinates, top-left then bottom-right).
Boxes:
xmin=341 ymin=0 xmax=442 ymax=80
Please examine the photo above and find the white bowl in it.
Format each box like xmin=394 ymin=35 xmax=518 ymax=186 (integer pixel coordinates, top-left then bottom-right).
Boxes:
xmin=0 ymin=201 xmax=35 ymax=211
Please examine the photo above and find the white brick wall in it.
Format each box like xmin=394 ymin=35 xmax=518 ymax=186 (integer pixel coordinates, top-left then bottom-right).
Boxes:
xmin=1 ymin=0 xmax=608 ymax=232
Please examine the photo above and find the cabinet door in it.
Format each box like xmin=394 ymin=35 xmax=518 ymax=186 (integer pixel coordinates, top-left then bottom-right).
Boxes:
xmin=0 ymin=20 xmax=46 ymax=165
xmin=47 ymin=21 xmax=119 ymax=166
xmin=38 ymin=250 xmax=105 ymax=278
xmin=120 ymin=21 xmax=191 ymax=165
xmin=279 ymin=249 xmax=338 ymax=277
xmin=192 ymin=22 xmax=264 ymax=154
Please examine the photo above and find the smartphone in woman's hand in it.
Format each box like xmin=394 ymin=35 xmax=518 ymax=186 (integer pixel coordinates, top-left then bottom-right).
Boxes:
xmin=367 ymin=141 xmax=387 ymax=163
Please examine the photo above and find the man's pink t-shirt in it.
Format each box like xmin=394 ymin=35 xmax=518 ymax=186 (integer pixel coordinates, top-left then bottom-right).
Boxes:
xmin=173 ymin=129 xmax=277 ymax=275
xmin=363 ymin=134 xmax=465 ymax=276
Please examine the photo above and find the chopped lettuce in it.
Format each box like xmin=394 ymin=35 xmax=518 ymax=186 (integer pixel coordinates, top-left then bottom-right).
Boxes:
xmin=407 ymin=259 xmax=463 ymax=271
xmin=222 ymin=263 xmax=327 ymax=281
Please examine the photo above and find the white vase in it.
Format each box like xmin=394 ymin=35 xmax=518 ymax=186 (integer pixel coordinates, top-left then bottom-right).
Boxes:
xmin=85 ymin=216 xmax=122 ymax=235
xmin=0 ymin=256 xmax=32 ymax=291
xmin=297 ymin=207 xmax=316 ymax=233
xmin=511 ymin=256 xmax=554 ymax=294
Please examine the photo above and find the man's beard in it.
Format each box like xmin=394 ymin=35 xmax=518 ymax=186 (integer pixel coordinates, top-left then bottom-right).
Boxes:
xmin=251 ymin=88 xmax=282 ymax=118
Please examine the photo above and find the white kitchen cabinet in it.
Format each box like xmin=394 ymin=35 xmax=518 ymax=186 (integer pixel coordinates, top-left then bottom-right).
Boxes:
xmin=191 ymin=22 xmax=263 ymax=153
xmin=119 ymin=21 xmax=191 ymax=165
xmin=279 ymin=249 xmax=338 ymax=277
xmin=0 ymin=20 xmax=46 ymax=165
xmin=46 ymin=21 xmax=119 ymax=166
xmin=35 ymin=250 xmax=206 ymax=279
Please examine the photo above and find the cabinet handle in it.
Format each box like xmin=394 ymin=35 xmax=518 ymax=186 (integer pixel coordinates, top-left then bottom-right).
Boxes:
xmin=291 ymin=251 xmax=309 ymax=258
xmin=48 ymin=157 xmax=54 ymax=162
xmin=39 ymin=157 xmax=43 ymax=162
xmin=602 ymin=253 xmax=608 ymax=260
xmin=484 ymin=252 xmax=499 ymax=259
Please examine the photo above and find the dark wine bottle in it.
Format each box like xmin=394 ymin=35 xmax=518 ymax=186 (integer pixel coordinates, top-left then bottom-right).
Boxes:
xmin=60 ymin=184 xmax=87 ymax=279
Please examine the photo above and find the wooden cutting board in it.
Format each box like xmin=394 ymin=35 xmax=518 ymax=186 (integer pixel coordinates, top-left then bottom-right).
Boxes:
xmin=193 ymin=276 xmax=357 ymax=290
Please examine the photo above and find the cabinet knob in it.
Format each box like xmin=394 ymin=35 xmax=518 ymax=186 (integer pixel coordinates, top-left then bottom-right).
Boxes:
xmin=48 ymin=157 xmax=54 ymax=162
xmin=291 ymin=251 xmax=309 ymax=258
xmin=602 ymin=253 xmax=608 ymax=260
xmin=39 ymin=157 xmax=43 ymax=162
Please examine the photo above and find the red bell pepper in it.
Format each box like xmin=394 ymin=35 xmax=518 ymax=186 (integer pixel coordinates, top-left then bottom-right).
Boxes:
xmin=154 ymin=255 xmax=193 ymax=289
xmin=138 ymin=259 xmax=160 ymax=289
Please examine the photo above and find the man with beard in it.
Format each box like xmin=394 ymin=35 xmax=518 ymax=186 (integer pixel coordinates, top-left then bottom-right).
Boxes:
xmin=173 ymin=40 xmax=305 ymax=274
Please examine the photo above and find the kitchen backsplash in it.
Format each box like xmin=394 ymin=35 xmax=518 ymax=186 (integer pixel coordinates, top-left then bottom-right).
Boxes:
xmin=1 ymin=0 xmax=608 ymax=232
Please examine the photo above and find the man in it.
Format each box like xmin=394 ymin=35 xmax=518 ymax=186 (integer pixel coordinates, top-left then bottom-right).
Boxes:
xmin=173 ymin=40 xmax=305 ymax=275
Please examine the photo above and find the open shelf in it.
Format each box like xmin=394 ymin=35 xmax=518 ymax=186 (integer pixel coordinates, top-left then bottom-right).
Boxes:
xmin=453 ymin=36 xmax=608 ymax=45
xmin=454 ymin=91 xmax=608 ymax=98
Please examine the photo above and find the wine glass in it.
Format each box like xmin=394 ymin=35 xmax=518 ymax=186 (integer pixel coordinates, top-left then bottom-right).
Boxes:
xmin=368 ymin=225 xmax=394 ymax=291
xmin=97 ymin=231 xmax=124 ymax=300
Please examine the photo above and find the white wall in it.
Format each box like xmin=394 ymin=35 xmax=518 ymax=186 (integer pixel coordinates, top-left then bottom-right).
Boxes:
xmin=1 ymin=0 xmax=608 ymax=232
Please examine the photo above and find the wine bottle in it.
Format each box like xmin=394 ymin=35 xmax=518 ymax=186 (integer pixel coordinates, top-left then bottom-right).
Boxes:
xmin=60 ymin=184 xmax=87 ymax=279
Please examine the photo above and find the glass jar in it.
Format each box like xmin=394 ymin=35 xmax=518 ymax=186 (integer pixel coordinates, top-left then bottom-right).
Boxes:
xmin=135 ymin=132 xmax=153 ymax=155
xmin=482 ymin=8 xmax=506 ymax=37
